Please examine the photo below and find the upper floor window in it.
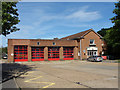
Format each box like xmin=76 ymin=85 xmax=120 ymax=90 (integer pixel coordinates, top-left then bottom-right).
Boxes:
xmin=37 ymin=42 xmax=40 ymax=45
xmin=90 ymin=39 xmax=94 ymax=44
xmin=53 ymin=42 xmax=56 ymax=45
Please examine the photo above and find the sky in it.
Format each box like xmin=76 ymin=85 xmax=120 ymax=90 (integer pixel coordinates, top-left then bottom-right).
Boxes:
xmin=1 ymin=2 xmax=116 ymax=47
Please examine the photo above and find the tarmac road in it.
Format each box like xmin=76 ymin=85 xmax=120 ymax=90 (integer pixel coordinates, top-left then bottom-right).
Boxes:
xmin=15 ymin=60 xmax=118 ymax=88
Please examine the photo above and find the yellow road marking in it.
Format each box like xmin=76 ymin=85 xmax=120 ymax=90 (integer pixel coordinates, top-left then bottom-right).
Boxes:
xmin=42 ymin=83 xmax=55 ymax=88
xmin=24 ymin=76 xmax=43 ymax=82
xmin=24 ymin=72 xmax=55 ymax=88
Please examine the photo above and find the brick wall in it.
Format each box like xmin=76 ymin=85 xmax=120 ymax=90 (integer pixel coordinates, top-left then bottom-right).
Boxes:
xmin=8 ymin=39 xmax=78 ymax=62
xmin=80 ymin=31 xmax=103 ymax=59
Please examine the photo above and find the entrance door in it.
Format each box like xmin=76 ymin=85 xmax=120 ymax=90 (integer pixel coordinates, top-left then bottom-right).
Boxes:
xmin=63 ymin=47 xmax=74 ymax=60
xmin=14 ymin=46 xmax=28 ymax=62
xmin=32 ymin=47 xmax=44 ymax=61
xmin=87 ymin=50 xmax=98 ymax=57
xmin=48 ymin=47 xmax=59 ymax=60
xmin=87 ymin=47 xmax=98 ymax=57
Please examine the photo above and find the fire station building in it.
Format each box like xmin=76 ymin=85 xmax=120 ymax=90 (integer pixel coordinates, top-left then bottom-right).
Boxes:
xmin=8 ymin=29 xmax=105 ymax=62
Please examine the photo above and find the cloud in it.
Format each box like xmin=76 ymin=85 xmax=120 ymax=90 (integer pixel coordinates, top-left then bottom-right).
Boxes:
xmin=3 ymin=5 xmax=102 ymax=47
xmin=32 ymin=5 xmax=102 ymax=27
xmin=66 ymin=10 xmax=101 ymax=22
xmin=62 ymin=24 xmax=95 ymax=28
xmin=12 ymin=5 xmax=102 ymax=38
xmin=33 ymin=16 xmax=59 ymax=26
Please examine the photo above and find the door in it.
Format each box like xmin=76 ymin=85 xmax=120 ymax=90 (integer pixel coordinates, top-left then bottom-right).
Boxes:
xmin=87 ymin=50 xmax=98 ymax=57
xmin=32 ymin=47 xmax=44 ymax=61
xmin=63 ymin=47 xmax=74 ymax=60
xmin=48 ymin=47 xmax=59 ymax=60
xmin=14 ymin=46 xmax=28 ymax=62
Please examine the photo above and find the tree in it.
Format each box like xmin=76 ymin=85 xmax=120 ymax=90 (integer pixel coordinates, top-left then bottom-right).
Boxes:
xmin=111 ymin=1 xmax=120 ymax=29
xmin=97 ymin=27 xmax=112 ymax=37
xmin=97 ymin=1 xmax=120 ymax=58
xmin=0 ymin=47 xmax=7 ymax=59
xmin=0 ymin=47 xmax=7 ymax=53
xmin=1 ymin=2 xmax=20 ymax=36
xmin=108 ymin=1 xmax=120 ymax=58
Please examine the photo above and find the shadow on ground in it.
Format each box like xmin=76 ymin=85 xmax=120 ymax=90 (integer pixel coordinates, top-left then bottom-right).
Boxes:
xmin=2 ymin=63 xmax=33 ymax=83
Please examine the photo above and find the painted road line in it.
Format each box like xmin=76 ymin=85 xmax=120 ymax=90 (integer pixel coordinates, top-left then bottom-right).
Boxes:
xmin=25 ymin=77 xmax=55 ymax=88
xmin=24 ymin=73 xmax=55 ymax=88
xmin=24 ymin=76 xmax=43 ymax=82
xmin=42 ymin=83 xmax=55 ymax=88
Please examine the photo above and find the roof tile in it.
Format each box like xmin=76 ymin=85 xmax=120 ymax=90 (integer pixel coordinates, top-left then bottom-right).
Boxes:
xmin=61 ymin=29 xmax=93 ymax=40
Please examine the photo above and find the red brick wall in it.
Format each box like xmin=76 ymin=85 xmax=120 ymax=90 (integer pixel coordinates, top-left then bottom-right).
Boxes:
xmin=8 ymin=39 xmax=78 ymax=62
xmin=80 ymin=31 xmax=103 ymax=59
xmin=8 ymin=39 xmax=14 ymax=62
xmin=30 ymin=40 xmax=78 ymax=46
xmin=7 ymin=31 xmax=103 ymax=62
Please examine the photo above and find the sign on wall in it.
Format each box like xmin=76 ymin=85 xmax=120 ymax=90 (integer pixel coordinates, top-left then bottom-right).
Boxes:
xmin=78 ymin=52 xmax=80 ymax=56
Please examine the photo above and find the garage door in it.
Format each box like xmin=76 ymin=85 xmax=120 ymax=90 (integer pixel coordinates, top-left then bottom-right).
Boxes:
xmin=14 ymin=46 xmax=28 ymax=62
xmin=63 ymin=47 xmax=74 ymax=60
xmin=48 ymin=47 xmax=59 ymax=60
xmin=32 ymin=47 xmax=44 ymax=61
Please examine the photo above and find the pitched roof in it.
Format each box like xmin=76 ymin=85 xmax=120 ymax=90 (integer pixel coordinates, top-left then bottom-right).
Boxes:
xmin=61 ymin=29 xmax=102 ymax=40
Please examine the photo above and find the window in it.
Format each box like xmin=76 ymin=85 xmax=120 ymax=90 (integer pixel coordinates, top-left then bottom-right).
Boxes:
xmin=90 ymin=39 xmax=94 ymax=44
xmin=53 ymin=42 xmax=56 ymax=45
xmin=37 ymin=42 xmax=40 ymax=45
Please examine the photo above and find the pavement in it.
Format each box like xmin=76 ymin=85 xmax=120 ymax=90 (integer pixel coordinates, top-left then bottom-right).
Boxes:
xmin=2 ymin=78 xmax=18 ymax=89
xmin=1 ymin=60 xmax=33 ymax=90
xmin=14 ymin=60 xmax=118 ymax=89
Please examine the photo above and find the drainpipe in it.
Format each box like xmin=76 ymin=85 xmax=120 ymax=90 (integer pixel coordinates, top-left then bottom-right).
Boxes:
xmin=80 ymin=39 xmax=82 ymax=60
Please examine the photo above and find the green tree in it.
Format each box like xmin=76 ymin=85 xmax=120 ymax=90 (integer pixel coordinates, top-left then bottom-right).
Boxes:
xmin=111 ymin=1 xmax=120 ymax=29
xmin=97 ymin=27 xmax=112 ymax=37
xmin=97 ymin=1 xmax=120 ymax=58
xmin=0 ymin=47 xmax=7 ymax=53
xmin=1 ymin=2 xmax=20 ymax=36
xmin=108 ymin=1 xmax=120 ymax=58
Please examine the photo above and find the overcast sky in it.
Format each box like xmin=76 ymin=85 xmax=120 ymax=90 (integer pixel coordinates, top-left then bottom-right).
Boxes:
xmin=1 ymin=2 xmax=116 ymax=47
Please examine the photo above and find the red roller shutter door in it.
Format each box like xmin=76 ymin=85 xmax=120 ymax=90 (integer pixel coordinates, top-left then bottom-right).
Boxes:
xmin=14 ymin=46 xmax=28 ymax=62
xmin=48 ymin=47 xmax=59 ymax=61
xmin=32 ymin=47 xmax=44 ymax=61
xmin=63 ymin=47 xmax=74 ymax=60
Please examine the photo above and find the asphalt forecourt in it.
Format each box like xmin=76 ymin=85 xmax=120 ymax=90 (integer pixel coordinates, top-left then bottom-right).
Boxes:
xmin=7 ymin=60 xmax=119 ymax=89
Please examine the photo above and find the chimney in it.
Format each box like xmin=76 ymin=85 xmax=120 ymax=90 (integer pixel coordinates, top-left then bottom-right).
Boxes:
xmin=54 ymin=38 xmax=59 ymax=40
